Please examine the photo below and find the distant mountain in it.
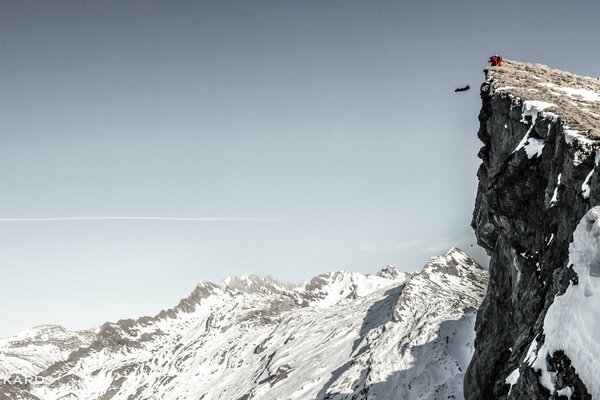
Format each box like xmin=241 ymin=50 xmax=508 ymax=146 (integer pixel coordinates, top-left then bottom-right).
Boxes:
xmin=0 ymin=325 xmax=95 ymax=378
xmin=0 ymin=248 xmax=487 ymax=400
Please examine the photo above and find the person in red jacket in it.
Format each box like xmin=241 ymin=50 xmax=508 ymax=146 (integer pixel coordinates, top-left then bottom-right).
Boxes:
xmin=489 ymin=54 xmax=503 ymax=67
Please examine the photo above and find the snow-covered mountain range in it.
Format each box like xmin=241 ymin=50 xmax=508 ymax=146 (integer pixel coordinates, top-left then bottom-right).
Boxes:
xmin=0 ymin=248 xmax=487 ymax=400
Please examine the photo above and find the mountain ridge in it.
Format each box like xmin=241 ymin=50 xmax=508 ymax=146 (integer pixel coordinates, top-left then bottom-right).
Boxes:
xmin=1 ymin=247 xmax=487 ymax=400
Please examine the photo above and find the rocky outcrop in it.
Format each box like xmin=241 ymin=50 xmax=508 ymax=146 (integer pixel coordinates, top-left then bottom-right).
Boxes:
xmin=466 ymin=60 xmax=600 ymax=399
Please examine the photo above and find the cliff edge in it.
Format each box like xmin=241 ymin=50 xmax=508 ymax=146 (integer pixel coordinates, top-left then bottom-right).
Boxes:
xmin=466 ymin=60 xmax=600 ymax=399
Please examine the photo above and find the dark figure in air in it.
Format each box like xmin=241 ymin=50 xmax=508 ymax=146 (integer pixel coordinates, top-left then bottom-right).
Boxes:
xmin=455 ymin=85 xmax=470 ymax=92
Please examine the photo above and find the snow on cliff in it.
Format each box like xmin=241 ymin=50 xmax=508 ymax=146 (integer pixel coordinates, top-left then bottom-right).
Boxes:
xmin=529 ymin=207 xmax=600 ymax=398
xmin=490 ymin=60 xmax=600 ymax=139
xmin=467 ymin=60 xmax=600 ymax=399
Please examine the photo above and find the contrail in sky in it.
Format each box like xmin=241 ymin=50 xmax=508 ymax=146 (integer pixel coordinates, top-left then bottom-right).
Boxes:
xmin=0 ymin=216 xmax=277 ymax=222
xmin=2 ymin=258 xmax=81 ymax=280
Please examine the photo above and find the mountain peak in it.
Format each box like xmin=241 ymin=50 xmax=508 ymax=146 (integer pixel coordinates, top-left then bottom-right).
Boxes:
xmin=393 ymin=248 xmax=487 ymax=323
xmin=222 ymin=273 xmax=296 ymax=294
xmin=376 ymin=264 xmax=404 ymax=279
xmin=433 ymin=247 xmax=481 ymax=272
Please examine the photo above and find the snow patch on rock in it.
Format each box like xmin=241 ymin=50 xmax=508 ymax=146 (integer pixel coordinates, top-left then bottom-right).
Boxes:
xmin=514 ymin=126 xmax=545 ymax=159
xmin=528 ymin=207 xmax=600 ymax=398
xmin=521 ymin=100 xmax=555 ymax=124
xmin=505 ymin=368 xmax=520 ymax=395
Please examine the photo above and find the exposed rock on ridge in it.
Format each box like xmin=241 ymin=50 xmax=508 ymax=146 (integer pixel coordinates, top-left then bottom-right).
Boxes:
xmin=466 ymin=60 xmax=600 ymax=400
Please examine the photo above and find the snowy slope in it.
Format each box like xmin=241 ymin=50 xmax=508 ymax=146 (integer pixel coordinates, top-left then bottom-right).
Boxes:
xmin=0 ymin=325 xmax=95 ymax=377
xmin=1 ymin=248 xmax=487 ymax=400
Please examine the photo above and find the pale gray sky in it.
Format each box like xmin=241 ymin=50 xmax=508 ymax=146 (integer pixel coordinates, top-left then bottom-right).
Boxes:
xmin=2 ymin=0 xmax=599 ymax=336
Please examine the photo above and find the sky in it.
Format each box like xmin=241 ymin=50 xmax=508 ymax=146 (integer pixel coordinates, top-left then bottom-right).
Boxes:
xmin=1 ymin=0 xmax=600 ymax=337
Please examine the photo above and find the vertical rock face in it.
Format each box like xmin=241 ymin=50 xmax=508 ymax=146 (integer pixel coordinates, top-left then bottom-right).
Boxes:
xmin=466 ymin=60 xmax=600 ymax=399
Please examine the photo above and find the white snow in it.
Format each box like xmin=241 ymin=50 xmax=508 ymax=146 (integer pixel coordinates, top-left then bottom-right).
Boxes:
xmin=531 ymin=350 xmax=558 ymax=393
xmin=539 ymin=83 xmax=600 ymax=103
xmin=495 ymin=86 xmax=516 ymax=92
xmin=582 ymin=170 xmax=593 ymax=199
xmin=0 ymin=325 xmax=94 ymax=377
xmin=521 ymin=100 xmax=556 ymax=124
xmin=523 ymin=137 xmax=545 ymax=158
xmin=505 ymin=368 xmax=520 ymax=395
xmin=564 ymin=128 xmax=597 ymax=146
xmin=541 ymin=111 xmax=559 ymax=122
xmin=557 ymin=387 xmax=574 ymax=399
xmin=524 ymin=336 xmax=539 ymax=365
xmin=528 ymin=207 xmax=600 ymax=398
xmin=514 ymin=126 xmax=545 ymax=159
xmin=564 ymin=129 xmax=584 ymax=145
xmin=550 ymin=173 xmax=561 ymax=206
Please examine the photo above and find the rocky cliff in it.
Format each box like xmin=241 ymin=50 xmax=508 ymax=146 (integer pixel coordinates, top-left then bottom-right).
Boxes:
xmin=466 ymin=60 xmax=600 ymax=399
